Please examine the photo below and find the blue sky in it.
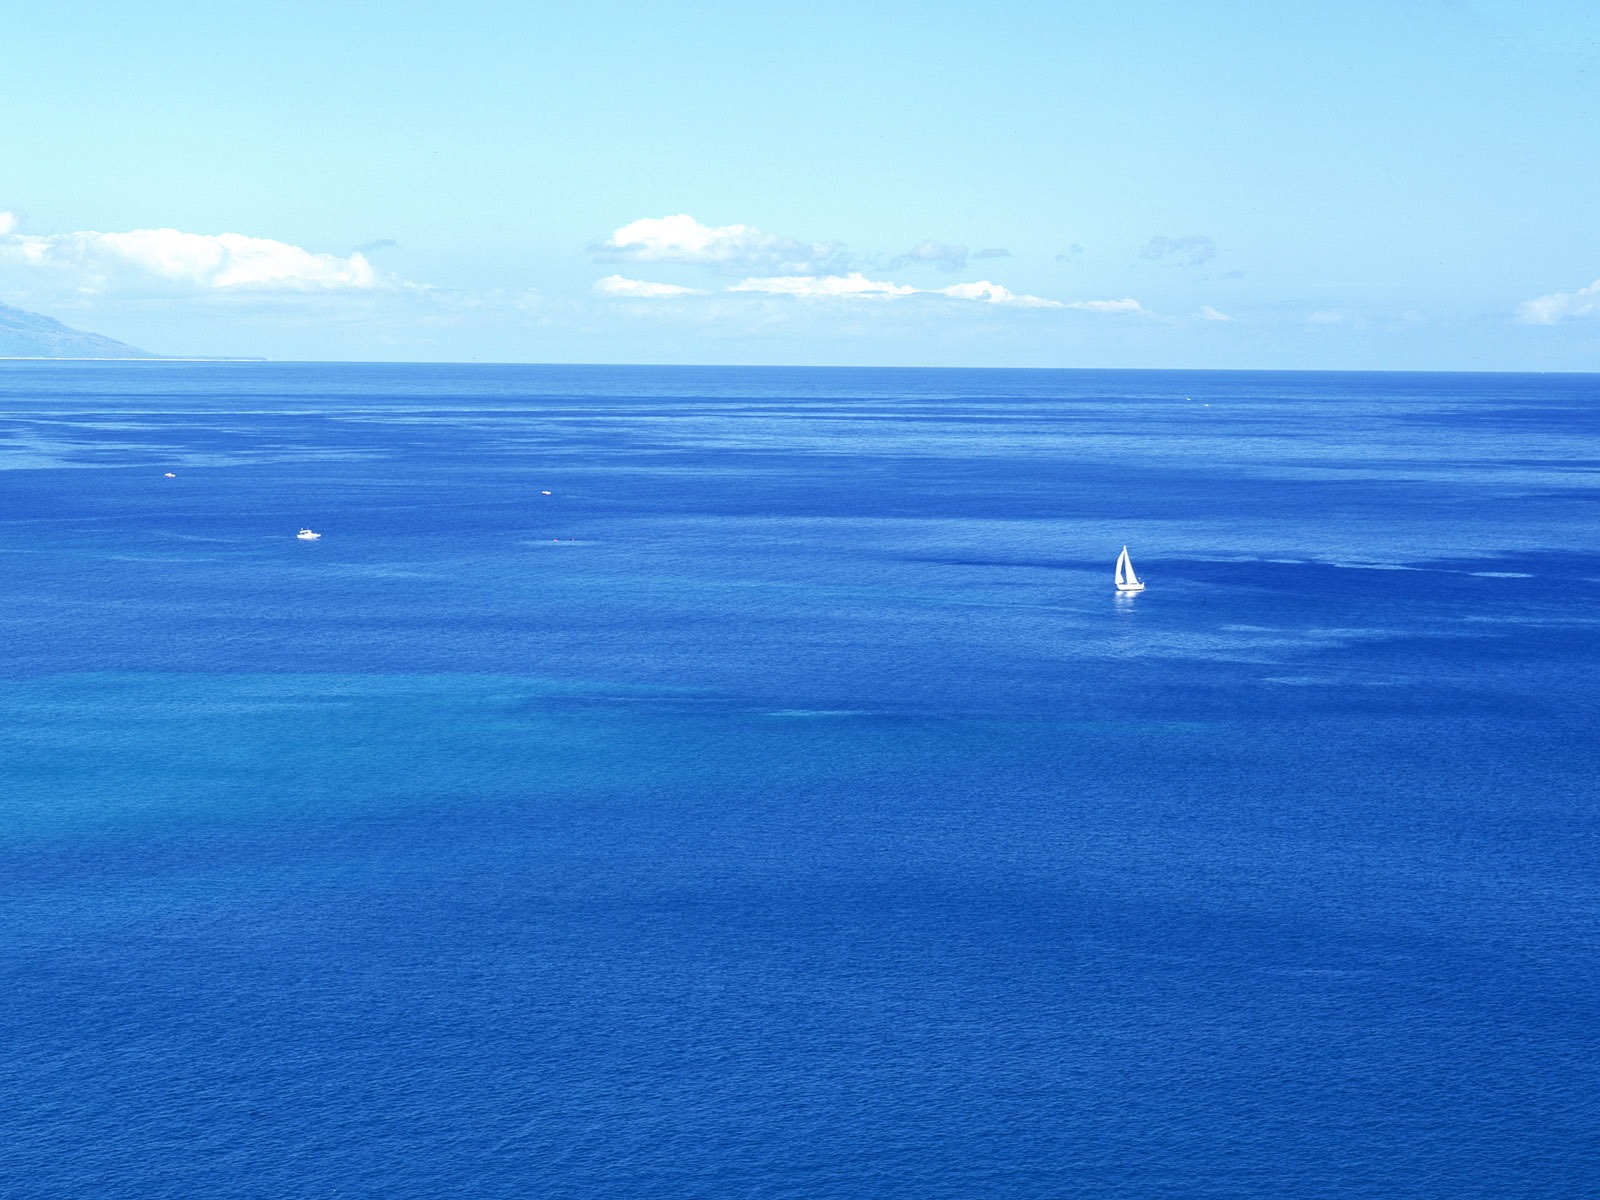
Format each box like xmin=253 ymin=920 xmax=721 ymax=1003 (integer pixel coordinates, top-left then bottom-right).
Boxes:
xmin=3 ymin=0 xmax=1598 ymax=367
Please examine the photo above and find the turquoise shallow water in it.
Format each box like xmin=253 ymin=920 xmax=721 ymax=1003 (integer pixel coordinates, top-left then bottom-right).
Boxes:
xmin=2 ymin=363 xmax=1598 ymax=1197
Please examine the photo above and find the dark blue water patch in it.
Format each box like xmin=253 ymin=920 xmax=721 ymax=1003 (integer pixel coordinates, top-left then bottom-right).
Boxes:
xmin=6 ymin=690 xmax=1599 ymax=1198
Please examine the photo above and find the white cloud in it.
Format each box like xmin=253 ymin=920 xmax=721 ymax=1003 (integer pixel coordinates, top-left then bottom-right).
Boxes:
xmin=1065 ymin=298 xmax=1148 ymax=315
xmin=939 ymin=280 xmax=1061 ymax=308
xmin=596 ymin=214 xmax=842 ymax=273
xmin=726 ymin=272 xmax=1119 ymax=312
xmin=1199 ymin=305 xmax=1233 ymax=321
xmin=1517 ymin=278 xmax=1600 ymax=324
xmin=1305 ymin=309 xmax=1344 ymax=325
xmin=0 ymin=212 xmax=385 ymax=294
xmin=593 ymin=274 xmax=703 ymax=298
xmin=730 ymin=272 xmax=919 ymax=299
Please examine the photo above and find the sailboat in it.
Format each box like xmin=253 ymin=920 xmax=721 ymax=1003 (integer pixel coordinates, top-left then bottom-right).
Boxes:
xmin=1114 ymin=545 xmax=1145 ymax=593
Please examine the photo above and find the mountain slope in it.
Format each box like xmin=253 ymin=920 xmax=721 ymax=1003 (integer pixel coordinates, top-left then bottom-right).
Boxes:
xmin=0 ymin=302 xmax=157 ymax=358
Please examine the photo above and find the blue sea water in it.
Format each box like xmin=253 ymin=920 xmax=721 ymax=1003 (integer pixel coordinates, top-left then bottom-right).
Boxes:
xmin=1 ymin=361 xmax=1597 ymax=1198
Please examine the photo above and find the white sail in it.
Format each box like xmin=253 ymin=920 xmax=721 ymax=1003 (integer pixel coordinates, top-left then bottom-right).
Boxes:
xmin=1115 ymin=545 xmax=1144 ymax=592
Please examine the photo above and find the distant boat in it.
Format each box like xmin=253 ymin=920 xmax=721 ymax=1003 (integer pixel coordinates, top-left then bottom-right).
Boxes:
xmin=296 ymin=528 xmax=322 ymax=541
xmin=1114 ymin=545 xmax=1144 ymax=593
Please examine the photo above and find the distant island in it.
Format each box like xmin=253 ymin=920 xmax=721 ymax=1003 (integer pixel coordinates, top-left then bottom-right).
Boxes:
xmin=0 ymin=301 xmax=262 ymax=360
xmin=0 ymin=301 xmax=162 ymax=358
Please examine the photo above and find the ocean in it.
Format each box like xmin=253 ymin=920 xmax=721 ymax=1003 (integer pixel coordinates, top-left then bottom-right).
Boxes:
xmin=2 ymin=362 xmax=1597 ymax=1198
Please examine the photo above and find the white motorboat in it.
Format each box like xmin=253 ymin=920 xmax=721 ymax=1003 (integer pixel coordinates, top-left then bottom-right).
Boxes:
xmin=296 ymin=528 xmax=322 ymax=541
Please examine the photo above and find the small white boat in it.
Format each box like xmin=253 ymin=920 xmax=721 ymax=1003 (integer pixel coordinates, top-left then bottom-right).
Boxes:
xmin=296 ymin=528 xmax=322 ymax=541
xmin=1115 ymin=545 xmax=1145 ymax=593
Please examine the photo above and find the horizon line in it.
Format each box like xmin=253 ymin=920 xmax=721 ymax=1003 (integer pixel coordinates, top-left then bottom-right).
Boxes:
xmin=3 ymin=357 xmax=1595 ymax=377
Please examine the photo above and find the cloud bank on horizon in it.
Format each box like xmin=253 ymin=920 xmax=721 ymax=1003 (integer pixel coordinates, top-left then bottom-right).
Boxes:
xmin=590 ymin=215 xmax=1140 ymax=313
